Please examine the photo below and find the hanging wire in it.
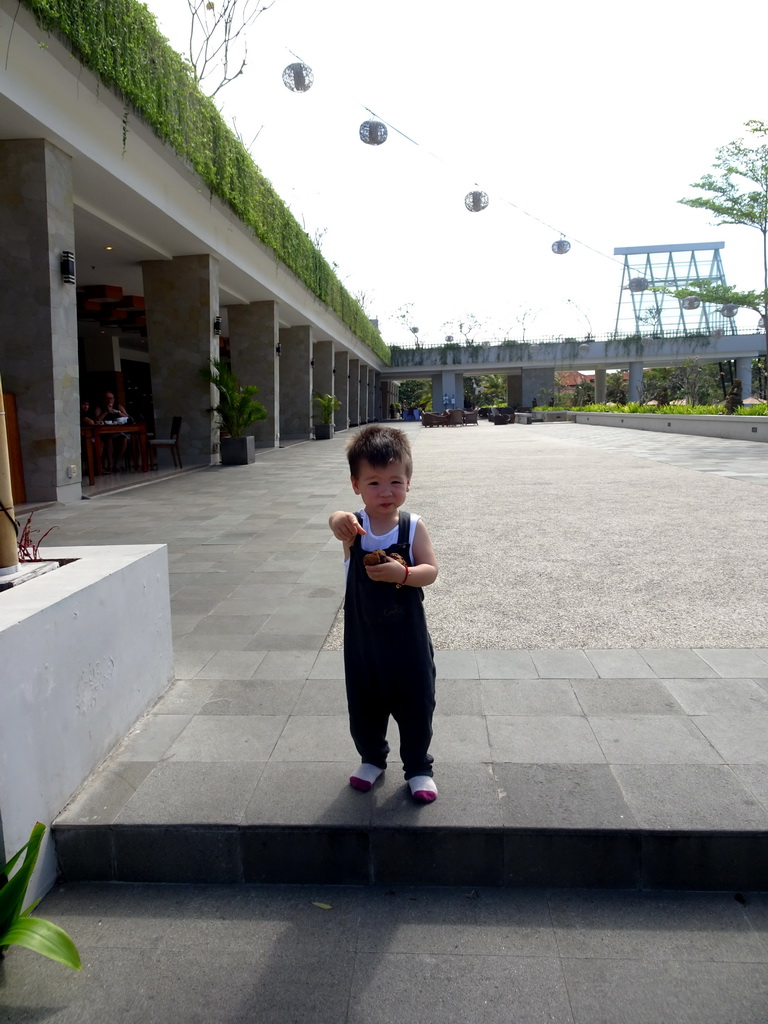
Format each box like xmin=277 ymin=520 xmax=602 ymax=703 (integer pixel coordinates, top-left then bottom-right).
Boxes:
xmin=279 ymin=47 xmax=625 ymax=268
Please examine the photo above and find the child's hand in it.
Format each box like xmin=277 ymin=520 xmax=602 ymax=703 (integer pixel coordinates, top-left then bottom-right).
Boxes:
xmin=365 ymin=554 xmax=409 ymax=585
xmin=329 ymin=510 xmax=366 ymax=543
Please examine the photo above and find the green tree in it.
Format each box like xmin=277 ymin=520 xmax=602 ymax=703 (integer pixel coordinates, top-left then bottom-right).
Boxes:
xmin=606 ymin=370 xmax=627 ymax=403
xmin=397 ymin=379 xmax=432 ymax=410
xmin=474 ymin=374 xmax=508 ymax=406
xmin=675 ymin=133 xmax=768 ymax=397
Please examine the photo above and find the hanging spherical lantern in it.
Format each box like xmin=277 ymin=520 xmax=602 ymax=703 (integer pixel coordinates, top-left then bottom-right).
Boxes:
xmin=282 ymin=62 xmax=313 ymax=92
xmin=681 ymin=295 xmax=701 ymax=310
xmin=711 ymin=328 xmax=725 ymax=339
xmin=552 ymin=238 xmax=571 ymax=255
xmin=464 ymin=190 xmax=489 ymax=212
xmin=578 ymin=343 xmax=590 ymax=356
xmin=628 ymin=277 xmax=649 ymax=293
xmin=359 ymin=120 xmax=388 ymax=145
xmin=720 ymin=303 xmax=739 ymax=318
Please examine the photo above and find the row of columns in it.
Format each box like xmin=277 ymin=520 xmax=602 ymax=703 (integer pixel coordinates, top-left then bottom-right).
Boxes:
xmin=0 ymin=138 xmax=384 ymax=503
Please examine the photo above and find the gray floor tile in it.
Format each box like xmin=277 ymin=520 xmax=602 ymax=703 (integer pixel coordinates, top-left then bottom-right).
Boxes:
xmin=355 ymin=887 xmax=557 ymax=956
xmin=572 ymin=679 xmax=683 ymax=715
xmin=56 ymin=762 xmax=155 ymax=825
xmin=695 ymin=649 xmax=768 ymax=677
xmin=188 ymin=610 xmax=268 ymax=634
xmin=550 ymin=889 xmax=768 ymax=961
xmin=246 ymin=632 xmax=328 ymax=651
xmin=474 ymin=649 xmax=538 ymax=678
xmin=371 ymin=763 xmax=503 ymax=828
xmin=637 ymin=650 xmax=720 ymax=677
xmin=164 ymin=715 xmax=287 ymax=762
xmin=308 ymin=650 xmax=345 ymax=678
xmin=692 ymin=714 xmax=768 ymax=764
xmin=0 ymin=945 xmax=149 ymax=1020
xmin=152 ymin=678 xmax=219 ymax=714
xmin=194 ymin=650 xmax=268 ymax=679
xmin=348 ymin=952 xmax=575 ymax=1024
xmin=173 ymin=650 xmax=215 ymax=679
xmin=175 ymin=633 xmax=258 ymax=651
xmin=611 ymin=764 xmax=768 ymax=830
xmin=293 ymin=677 xmax=349 ymax=715
xmin=430 ymin=715 xmax=491 ymax=762
xmin=252 ymin=650 xmax=319 ymax=679
xmin=434 ymin=650 xmax=479 ymax=678
xmin=584 ymin=649 xmax=659 ymax=678
xmin=200 ymin=678 xmax=303 ymax=716
xmin=116 ymin=761 xmax=264 ymax=824
xmin=268 ymin=714 xmax=354 ymax=762
xmin=159 ymin=885 xmax=363 ymax=952
xmin=495 ymin=764 xmax=637 ymax=829
xmin=123 ymin=948 xmax=355 ymax=1024
xmin=561 ymin=958 xmax=768 ymax=1024
xmin=663 ymin=678 xmax=768 ymax=714
xmin=481 ymin=679 xmax=581 ymax=715
xmin=732 ymin=765 xmax=768 ymax=812
xmin=487 ymin=715 xmax=605 ymax=764
xmin=531 ymin=650 xmax=599 ymax=678
xmin=242 ymin=762 xmax=373 ymax=826
xmin=588 ymin=715 xmax=724 ymax=764
xmin=114 ymin=714 xmax=193 ymax=762
xmin=435 ymin=679 xmax=483 ymax=715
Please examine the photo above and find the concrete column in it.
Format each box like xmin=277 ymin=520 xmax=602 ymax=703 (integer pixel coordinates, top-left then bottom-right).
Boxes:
xmin=436 ymin=370 xmax=460 ymax=410
xmin=358 ymin=365 xmax=369 ymax=423
xmin=143 ymin=254 xmax=219 ymax=464
xmin=628 ymin=361 xmax=644 ymax=403
xmin=521 ymin=367 xmax=554 ymax=407
xmin=380 ymin=378 xmax=390 ymax=419
xmin=431 ymin=373 xmax=442 ymax=412
xmin=735 ymin=357 xmax=752 ymax=399
xmin=227 ymin=300 xmax=280 ymax=448
xmin=313 ymin=340 xmax=334 ymax=435
xmin=348 ymin=358 xmax=361 ymax=425
xmin=335 ymin=351 xmax=349 ymax=430
xmin=368 ymin=367 xmax=378 ymax=421
xmin=507 ymin=373 xmax=522 ymax=407
xmin=594 ymin=367 xmax=607 ymax=403
xmin=279 ymin=325 xmax=313 ymax=440
xmin=0 ymin=139 xmax=80 ymax=502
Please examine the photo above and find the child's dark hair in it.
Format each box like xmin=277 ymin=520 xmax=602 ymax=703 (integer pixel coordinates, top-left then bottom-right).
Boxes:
xmin=346 ymin=425 xmax=413 ymax=479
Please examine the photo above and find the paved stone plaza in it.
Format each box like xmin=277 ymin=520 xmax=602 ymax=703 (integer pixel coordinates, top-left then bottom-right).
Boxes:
xmin=3 ymin=421 xmax=768 ymax=1021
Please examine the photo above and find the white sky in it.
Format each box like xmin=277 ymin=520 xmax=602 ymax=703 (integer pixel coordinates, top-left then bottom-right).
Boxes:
xmin=146 ymin=0 xmax=768 ymax=347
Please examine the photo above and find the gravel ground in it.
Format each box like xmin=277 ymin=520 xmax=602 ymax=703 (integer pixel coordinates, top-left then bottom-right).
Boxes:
xmin=324 ymin=421 xmax=768 ymax=650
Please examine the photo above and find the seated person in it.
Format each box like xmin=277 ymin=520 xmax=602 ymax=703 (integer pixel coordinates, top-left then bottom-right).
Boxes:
xmin=94 ymin=391 xmax=131 ymax=472
xmin=80 ymin=399 xmax=96 ymax=426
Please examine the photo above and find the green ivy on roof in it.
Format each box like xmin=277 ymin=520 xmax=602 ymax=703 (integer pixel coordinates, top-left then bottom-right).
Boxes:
xmin=21 ymin=0 xmax=389 ymax=364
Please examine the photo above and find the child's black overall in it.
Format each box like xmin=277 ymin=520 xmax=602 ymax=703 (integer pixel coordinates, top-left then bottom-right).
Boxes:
xmin=343 ymin=510 xmax=436 ymax=779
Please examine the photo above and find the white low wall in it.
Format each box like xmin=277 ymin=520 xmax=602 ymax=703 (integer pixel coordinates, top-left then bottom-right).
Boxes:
xmin=573 ymin=412 xmax=768 ymax=443
xmin=0 ymin=545 xmax=173 ymax=900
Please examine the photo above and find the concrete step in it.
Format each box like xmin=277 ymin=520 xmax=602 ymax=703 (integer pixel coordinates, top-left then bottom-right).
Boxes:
xmin=53 ymin=821 xmax=768 ymax=890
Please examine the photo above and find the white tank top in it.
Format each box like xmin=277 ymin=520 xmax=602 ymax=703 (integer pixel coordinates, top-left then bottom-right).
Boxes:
xmin=344 ymin=510 xmax=420 ymax=574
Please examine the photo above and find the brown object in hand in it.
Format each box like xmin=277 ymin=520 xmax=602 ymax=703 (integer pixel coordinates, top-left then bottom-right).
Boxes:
xmin=363 ymin=549 xmax=406 ymax=567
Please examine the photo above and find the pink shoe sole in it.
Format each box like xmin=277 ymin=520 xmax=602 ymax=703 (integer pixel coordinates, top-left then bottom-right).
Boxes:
xmin=349 ymin=776 xmax=374 ymax=792
xmin=411 ymin=789 xmax=437 ymax=803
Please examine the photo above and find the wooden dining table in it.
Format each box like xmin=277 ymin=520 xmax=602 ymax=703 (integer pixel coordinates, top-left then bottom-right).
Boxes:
xmin=81 ymin=422 xmax=149 ymax=485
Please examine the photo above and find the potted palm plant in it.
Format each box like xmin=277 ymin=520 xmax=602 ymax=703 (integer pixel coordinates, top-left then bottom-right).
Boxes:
xmin=313 ymin=392 xmax=341 ymax=440
xmin=201 ymin=359 xmax=267 ymax=465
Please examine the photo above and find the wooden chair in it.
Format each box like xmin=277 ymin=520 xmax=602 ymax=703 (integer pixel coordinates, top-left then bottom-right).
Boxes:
xmin=149 ymin=416 xmax=183 ymax=468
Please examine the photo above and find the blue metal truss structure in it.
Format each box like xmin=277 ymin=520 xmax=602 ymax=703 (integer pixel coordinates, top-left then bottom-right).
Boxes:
xmin=613 ymin=242 xmax=732 ymax=337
